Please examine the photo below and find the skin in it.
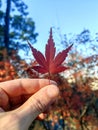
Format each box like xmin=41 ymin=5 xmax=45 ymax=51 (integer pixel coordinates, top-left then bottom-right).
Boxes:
xmin=0 ymin=78 xmax=59 ymax=130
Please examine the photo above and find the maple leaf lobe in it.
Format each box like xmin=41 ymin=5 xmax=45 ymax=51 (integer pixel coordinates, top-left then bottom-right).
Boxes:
xmin=45 ymin=28 xmax=56 ymax=65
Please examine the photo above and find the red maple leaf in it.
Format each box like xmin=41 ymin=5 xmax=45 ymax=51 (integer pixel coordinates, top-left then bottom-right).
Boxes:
xmin=28 ymin=28 xmax=73 ymax=74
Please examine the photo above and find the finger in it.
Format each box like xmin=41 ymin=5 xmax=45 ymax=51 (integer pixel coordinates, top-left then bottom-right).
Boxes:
xmin=0 ymin=88 xmax=9 ymax=110
xmin=15 ymin=84 xmax=59 ymax=129
xmin=37 ymin=106 xmax=52 ymax=120
xmin=37 ymin=113 xmax=47 ymax=120
xmin=0 ymin=78 xmax=56 ymax=97
xmin=0 ymin=107 xmax=5 ymax=112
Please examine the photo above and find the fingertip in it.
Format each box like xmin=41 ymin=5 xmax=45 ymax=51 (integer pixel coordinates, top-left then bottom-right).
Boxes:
xmin=50 ymin=80 xmax=57 ymax=86
xmin=47 ymin=84 xmax=59 ymax=99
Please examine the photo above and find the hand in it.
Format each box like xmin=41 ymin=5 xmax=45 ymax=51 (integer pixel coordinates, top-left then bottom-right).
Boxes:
xmin=0 ymin=78 xmax=59 ymax=130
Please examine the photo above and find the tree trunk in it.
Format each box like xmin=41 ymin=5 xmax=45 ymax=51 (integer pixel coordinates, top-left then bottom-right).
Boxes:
xmin=4 ymin=0 xmax=11 ymax=53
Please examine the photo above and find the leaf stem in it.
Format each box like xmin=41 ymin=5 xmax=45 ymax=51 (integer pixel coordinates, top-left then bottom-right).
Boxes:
xmin=48 ymin=72 xmax=51 ymax=84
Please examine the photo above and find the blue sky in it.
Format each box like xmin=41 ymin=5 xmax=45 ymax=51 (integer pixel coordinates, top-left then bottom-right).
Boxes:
xmin=2 ymin=0 xmax=98 ymax=57
xmin=23 ymin=0 xmax=98 ymax=52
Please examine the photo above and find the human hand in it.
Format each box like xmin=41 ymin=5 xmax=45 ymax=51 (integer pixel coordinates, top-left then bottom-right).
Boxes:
xmin=0 ymin=78 xmax=59 ymax=130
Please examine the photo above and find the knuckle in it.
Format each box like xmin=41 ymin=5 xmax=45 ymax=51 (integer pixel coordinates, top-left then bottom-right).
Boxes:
xmin=30 ymin=96 xmax=46 ymax=113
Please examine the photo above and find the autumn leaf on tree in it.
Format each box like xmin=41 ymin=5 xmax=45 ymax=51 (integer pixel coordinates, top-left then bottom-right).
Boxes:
xmin=28 ymin=28 xmax=73 ymax=75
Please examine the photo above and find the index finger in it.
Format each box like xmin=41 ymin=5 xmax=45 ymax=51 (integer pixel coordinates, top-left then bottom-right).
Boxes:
xmin=0 ymin=79 xmax=55 ymax=97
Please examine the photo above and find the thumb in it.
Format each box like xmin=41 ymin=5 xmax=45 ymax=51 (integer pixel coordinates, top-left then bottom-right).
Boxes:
xmin=16 ymin=84 xmax=59 ymax=129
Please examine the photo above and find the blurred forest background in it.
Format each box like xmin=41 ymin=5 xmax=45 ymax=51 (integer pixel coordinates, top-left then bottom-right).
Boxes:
xmin=0 ymin=0 xmax=98 ymax=130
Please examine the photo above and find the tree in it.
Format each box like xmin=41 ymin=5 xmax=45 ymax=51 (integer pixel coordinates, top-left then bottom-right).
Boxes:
xmin=0 ymin=0 xmax=38 ymax=55
xmin=4 ymin=0 xmax=11 ymax=51
xmin=0 ymin=1 xmax=4 ymax=47
xmin=0 ymin=0 xmax=38 ymax=82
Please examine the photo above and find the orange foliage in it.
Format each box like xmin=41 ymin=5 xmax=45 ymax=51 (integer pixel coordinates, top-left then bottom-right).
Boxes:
xmin=0 ymin=60 xmax=18 ymax=82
